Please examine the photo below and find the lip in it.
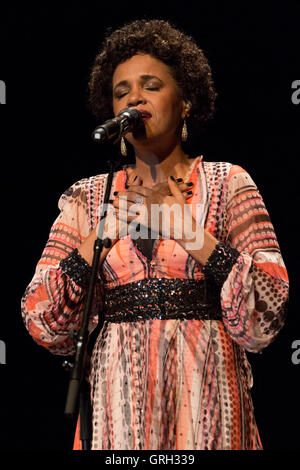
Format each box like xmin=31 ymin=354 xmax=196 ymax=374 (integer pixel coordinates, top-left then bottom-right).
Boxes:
xmin=137 ymin=109 xmax=152 ymax=120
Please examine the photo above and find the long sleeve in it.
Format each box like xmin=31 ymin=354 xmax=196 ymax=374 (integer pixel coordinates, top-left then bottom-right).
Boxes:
xmin=21 ymin=177 xmax=104 ymax=355
xmin=215 ymin=165 xmax=289 ymax=353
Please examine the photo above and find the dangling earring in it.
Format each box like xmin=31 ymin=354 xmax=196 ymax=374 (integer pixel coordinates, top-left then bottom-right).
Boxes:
xmin=181 ymin=119 xmax=188 ymax=142
xmin=120 ymin=137 xmax=127 ymax=156
xmin=182 ymin=99 xmax=191 ymax=142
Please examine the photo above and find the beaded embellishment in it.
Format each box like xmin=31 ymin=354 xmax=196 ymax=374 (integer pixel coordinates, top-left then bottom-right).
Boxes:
xmin=103 ymin=278 xmax=222 ymax=323
xmin=59 ymin=248 xmax=92 ymax=288
xmin=203 ymin=241 xmax=240 ymax=286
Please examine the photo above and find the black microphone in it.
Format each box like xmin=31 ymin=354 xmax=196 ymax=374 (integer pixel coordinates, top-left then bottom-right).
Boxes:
xmin=92 ymin=108 xmax=143 ymax=142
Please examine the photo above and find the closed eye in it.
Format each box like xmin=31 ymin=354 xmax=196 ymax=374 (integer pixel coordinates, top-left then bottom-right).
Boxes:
xmin=116 ymin=91 xmax=128 ymax=99
xmin=115 ymin=87 xmax=160 ymax=100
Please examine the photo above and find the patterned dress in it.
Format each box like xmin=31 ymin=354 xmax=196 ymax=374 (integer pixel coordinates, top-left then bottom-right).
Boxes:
xmin=21 ymin=156 xmax=289 ymax=450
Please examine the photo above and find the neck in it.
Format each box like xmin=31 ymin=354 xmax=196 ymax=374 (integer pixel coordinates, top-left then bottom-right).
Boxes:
xmin=133 ymin=141 xmax=190 ymax=187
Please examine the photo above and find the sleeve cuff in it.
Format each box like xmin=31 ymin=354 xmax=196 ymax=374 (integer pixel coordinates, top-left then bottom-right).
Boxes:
xmin=202 ymin=241 xmax=240 ymax=286
xmin=59 ymin=248 xmax=92 ymax=288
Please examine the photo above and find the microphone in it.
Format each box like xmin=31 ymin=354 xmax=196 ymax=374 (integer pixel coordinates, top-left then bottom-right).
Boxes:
xmin=92 ymin=108 xmax=143 ymax=142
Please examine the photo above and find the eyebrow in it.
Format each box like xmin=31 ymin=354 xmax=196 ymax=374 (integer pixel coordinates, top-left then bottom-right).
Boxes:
xmin=113 ymin=75 xmax=163 ymax=92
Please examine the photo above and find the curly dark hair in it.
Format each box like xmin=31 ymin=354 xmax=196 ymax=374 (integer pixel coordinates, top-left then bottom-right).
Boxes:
xmin=88 ymin=18 xmax=217 ymax=132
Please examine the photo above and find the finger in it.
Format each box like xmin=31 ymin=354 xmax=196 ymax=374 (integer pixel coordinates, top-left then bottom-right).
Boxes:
xmin=152 ymin=180 xmax=194 ymax=195
xmin=131 ymin=175 xmax=143 ymax=187
xmin=168 ymin=176 xmax=186 ymax=203
xmin=112 ymin=197 xmax=147 ymax=216
xmin=125 ymin=176 xmax=147 ymax=192
xmin=183 ymin=189 xmax=194 ymax=199
xmin=113 ymin=191 xmax=148 ymax=205
xmin=126 ymin=174 xmax=143 ymax=188
xmin=112 ymin=197 xmax=130 ymax=209
xmin=178 ymin=181 xmax=194 ymax=192
xmin=117 ymin=186 xmax=151 ymax=199
xmin=116 ymin=207 xmax=140 ymax=223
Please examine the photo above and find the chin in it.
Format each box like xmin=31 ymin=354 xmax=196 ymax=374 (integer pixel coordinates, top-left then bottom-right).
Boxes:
xmin=130 ymin=132 xmax=158 ymax=147
xmin=131 ymin=124 xmax=148 ymax=139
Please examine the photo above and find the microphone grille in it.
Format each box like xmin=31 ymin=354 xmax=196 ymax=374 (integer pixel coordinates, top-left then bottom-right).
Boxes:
xmin=119 ymin=107 xmax=142 ymax=122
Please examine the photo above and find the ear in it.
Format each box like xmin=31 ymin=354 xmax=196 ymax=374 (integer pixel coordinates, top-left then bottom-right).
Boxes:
xmin=181 ymin=99 xmax=192 ymax=119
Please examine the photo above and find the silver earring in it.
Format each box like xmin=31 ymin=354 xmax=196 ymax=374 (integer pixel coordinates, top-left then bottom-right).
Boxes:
xmin=120 ymin=137 xmax=127 ymax=156
xmin=181 ymin=119 xmax=188 ymax=142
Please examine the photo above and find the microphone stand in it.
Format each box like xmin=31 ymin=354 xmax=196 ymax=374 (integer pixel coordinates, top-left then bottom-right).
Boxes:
xmin=63 ymin=155 xmax=120 ymax=450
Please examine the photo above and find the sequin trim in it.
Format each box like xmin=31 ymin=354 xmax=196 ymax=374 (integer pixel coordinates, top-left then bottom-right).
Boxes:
xmin=203 ymin=241 xmax=240 ymax=286
xmin=59 ymin=248 xmax=92 ymax=288
xmin=103 ymin=278 xmax=222 ymax=322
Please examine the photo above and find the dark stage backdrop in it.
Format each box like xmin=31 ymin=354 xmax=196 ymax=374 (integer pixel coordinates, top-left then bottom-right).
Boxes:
xmin=0 ymin=1 xmax=299 ymax=451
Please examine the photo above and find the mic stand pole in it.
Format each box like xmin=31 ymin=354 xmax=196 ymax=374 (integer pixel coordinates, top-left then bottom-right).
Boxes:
xmin=64 ymin=156 xmax=120 ymax=450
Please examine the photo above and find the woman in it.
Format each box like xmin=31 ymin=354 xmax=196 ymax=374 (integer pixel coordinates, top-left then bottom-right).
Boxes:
xmin=21 ymin=19 xmax=289 ymax=450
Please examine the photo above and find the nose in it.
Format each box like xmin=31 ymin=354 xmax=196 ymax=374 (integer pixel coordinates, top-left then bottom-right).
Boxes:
xmin=126 ymin=86 xmax=146 ymax=108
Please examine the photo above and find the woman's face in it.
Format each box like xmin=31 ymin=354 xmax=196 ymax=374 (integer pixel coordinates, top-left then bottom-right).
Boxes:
xmin=112 ymin=54 xmax=186 ymax=147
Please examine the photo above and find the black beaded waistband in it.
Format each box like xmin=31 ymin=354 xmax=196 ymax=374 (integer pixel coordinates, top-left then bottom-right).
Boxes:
xmin=103 ymin=278 xmax=222 ymax=323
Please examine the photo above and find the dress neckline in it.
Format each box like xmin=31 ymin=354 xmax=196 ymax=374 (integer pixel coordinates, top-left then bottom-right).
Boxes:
xmin=123 ymin=155 xmax=203 ymax=187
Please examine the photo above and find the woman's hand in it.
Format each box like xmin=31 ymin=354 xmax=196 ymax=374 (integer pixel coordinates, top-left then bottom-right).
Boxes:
xmin=112 ymin=176 xmax=203 ymax=247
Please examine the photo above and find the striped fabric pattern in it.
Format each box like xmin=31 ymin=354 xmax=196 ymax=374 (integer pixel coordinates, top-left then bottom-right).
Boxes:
xmin=21 ymin=156 xmax=289 ymax=449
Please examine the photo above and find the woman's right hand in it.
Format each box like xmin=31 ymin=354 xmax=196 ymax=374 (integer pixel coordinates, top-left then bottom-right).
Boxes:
xmin=113 ymin=177 xmax=194 ymax=240
xmin=78 ymin=176 xmax=191 ymax=266
xmin=77 ymin=177 xmax=143 ymax=266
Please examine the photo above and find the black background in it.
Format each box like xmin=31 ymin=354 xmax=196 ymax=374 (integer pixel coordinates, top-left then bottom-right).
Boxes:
xmin=0 ymin=1 xmax=299 ymax=451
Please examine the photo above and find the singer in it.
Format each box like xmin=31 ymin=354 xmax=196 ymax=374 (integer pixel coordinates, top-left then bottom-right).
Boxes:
xmin=21 ymin=19 xmax=289 ymax=450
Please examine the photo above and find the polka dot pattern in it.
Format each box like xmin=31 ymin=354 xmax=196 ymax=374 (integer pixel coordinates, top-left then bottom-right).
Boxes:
xmin=22 ymin=159 xmax=288 ymax=450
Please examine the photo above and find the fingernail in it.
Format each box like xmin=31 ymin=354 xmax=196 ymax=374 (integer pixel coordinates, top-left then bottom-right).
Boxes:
xmin=170 ymin=175 xmax=175 ymax=181
xmin=187 ymin=182 xmax=194 ymax=187
xmin=176 ymin=178 xmax=183 ymax=182
xmin=108 ymin=199 xmax=113 ymax=204
xmin=187 ymin=190 xmax=193 ymax=195
xmin=113 ymin=191 xmax=118 ymax=196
